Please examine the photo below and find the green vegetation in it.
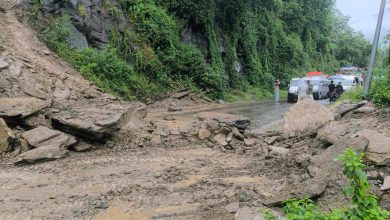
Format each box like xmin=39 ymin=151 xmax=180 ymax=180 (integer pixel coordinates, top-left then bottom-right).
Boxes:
xmin=265 ymin=149 xmax=390 ymax=220
xmin=371 ymin=67 xmax=390 ymax=107
xmin=32 ymin=0 xmax=373 ymax=101
xmin=335 ymin=87 xmax=364 ymax=104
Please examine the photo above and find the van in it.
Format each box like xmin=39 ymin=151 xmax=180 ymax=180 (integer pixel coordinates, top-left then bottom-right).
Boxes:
xmin=287 ymin=78 xmax=301 ymax=102
xmin=302 ymin=76 xmax=330 ymax=100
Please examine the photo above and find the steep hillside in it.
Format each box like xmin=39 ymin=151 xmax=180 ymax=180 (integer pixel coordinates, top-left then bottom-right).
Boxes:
xmin=21 ymin=0 xmax=360 ymax=100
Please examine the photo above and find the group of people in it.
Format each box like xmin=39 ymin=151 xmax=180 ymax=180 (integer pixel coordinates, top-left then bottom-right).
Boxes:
xmin=273 ymin=79 xmax=344 ymax=104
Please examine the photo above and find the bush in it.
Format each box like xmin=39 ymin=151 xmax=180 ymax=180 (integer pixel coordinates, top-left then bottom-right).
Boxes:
xmin=337 ymin=87 xmax=364 ymax=104
xmin=266 ymin=149 xmax=390 ymax=220
xmin=371 ymin=69 xmax=390 ymax=107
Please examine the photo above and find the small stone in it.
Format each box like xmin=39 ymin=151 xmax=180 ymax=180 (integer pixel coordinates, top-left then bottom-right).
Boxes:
xmin=381 ymin=176 xmax=390 ymax=191
xmin=232 ymin=127 xmax=245 ymax=141
xmin=151 ymin=135 xmax=162 ymax=145
xmin=213 ymin=134 xmax=228 ymax=146
xmin=71 ymin=142 xmax=93 ymax=152
xmin=244 ymin=139 xmax=256 ymax=147
xmin=198 ymin=129 xmax=211 ymax=140
xmin=15 ymin=145 xmax=69 ymax=165
xmin=224 ymin=202 xmax=239 ymax=213
xmin=216 ymin=127 xmax=231 ymax=135
xmin=168 ymin=107 xmax=182 ymax=112
xmin=0 ymin=118 xmax=18 ymax=152
xmin=43 ymin=49 xmax=51 ymax=55
xmin=367 ymin=170 xmax=379 ymax=180
xmin=0 ymin=58 xmax=9 ymax=69
xmin=238 ymin=189 xmax=252 ymax=202
xmin=226 ymin=132 xmax=233 ymax=142
xmin=269 ymin=146 xmax=289 ymax=157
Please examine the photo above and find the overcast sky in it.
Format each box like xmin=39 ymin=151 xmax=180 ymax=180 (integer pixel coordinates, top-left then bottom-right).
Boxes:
xmin=336 ymin=0 xmax=390 ymax=42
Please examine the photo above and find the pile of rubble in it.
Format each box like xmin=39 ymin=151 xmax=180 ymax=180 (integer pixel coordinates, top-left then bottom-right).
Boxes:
xmin=0 ymin=47 xmax=146 ymax=165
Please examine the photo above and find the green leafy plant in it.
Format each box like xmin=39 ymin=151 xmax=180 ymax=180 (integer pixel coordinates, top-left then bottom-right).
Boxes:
xmin=371 ymin=68 xmax=390 ymax=107
xmin=267 ymin=149 xmax=389 ymax=220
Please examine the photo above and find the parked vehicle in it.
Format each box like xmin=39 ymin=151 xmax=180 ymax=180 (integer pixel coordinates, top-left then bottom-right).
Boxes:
xmin=302 ymin=76 xmax=330 ymax=100
xmin=287 ymin=78 xmax=301 ymax=102
xmin=329 ymin=75 xmax=357 ymax=91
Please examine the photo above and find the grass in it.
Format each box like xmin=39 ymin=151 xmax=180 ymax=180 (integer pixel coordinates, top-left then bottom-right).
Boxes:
xmin=333 ymin=87 xmax=364 ymax=106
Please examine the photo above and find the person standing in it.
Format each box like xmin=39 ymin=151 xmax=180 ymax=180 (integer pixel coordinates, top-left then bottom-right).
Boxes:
xmin=306 ymin=80 xmax=313 ymax=99
xmin=274 ymin=79 xmax=280 ymax=104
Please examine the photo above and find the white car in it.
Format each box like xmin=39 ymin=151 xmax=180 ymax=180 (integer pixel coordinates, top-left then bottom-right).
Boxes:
xmin=302 ymin=76 xmax=330 ymax=100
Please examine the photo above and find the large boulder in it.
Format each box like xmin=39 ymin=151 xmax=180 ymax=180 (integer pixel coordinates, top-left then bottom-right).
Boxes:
xmin=0 ymin=97 xmax=51 ymax=123
xmin=197 ymin=112 xmax=251 ymax=129
xmin=52 ymin=103 xmax=146 ymax=140
xmin=283 ymin=98 xmax=334 ymax=137
xmin=358 ymin=129 xmax=390 ymax=166
xmin=0 ymin=118 xmax=18 ymax=152
xmin=15 ymin=144 xmax=69 ymax=165
xmin=21 ymin=126 xmax=76 ymax=149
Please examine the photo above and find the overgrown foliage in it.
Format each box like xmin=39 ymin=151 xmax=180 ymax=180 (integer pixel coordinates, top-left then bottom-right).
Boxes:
xmin=266 ymin=149 xmax=390 ymax=220
xmin=33 ymin=0 xmax=372 ymax=100
xmin=371 ymin=67 xmax=390 ymax=107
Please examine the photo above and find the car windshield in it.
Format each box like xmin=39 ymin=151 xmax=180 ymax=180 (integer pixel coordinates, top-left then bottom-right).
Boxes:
xmin=310 ymin=80 xmax=319 ymax=86
xmin=290 ymin=80 xmax=300 ymax=86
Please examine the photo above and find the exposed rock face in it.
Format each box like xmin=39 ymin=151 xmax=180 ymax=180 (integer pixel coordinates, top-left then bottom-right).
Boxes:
xmin=381 ymin=176 xmax=390 ymax=191
xmin=15 ymin=144 xmax=69 ymax=165
xmin=197 ymin=112 xmax=251 ymax=130
xmin=21 ymin=126 xmax=77 ymax=149
xmin=0 ymin=97 xmax=51 ymax=123
xmin=0 ymin=118 xmax=17 ymax=152
xmin=283 ymin=98 xmax=334 ymax=137
xmin=52 ymin=103 xmax=145 ymax=141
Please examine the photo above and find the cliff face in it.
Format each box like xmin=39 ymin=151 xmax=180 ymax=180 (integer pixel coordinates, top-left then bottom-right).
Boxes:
xmin=22 ymin=0 xmax=338 ymax=99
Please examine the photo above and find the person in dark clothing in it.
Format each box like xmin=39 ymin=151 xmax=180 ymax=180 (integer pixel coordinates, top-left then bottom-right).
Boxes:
xmin=336 ymin=82 xmax=344 ymax=96
xmin=328 ymin=80 xmax=336 ymax=93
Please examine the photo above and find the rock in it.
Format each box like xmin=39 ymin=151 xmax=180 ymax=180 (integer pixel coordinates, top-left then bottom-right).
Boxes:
xmin=171 ymin=91 xmax=190 ymax=99
xmin=0 ymin=97 xmax=52 ymax=123
xmin=353 ymin=106 xmax=375 ymax=114
xmin=71 ymin=142 xmax=93 ymax=152
xmin=150 ymin=135 xmax=162 ymax=145
xmin=244 ymin=139 xmax=256 ymax=147
xmin=213 ymin=134 xmax=228 ymax=146
xmin=283 ymin=98 xmax=334 ymax=137
xmin=224 ymin=202 xmax=239 ymax=213
xmin=238 ymin=189 xmax=253 ymax=202
xmin=21 ymin=126 xmax=76 ymax=149
xmin=198 ymin=112 xmax=251 ymax=130
xmin=381 ymin=176 xmax=390 ymax=191
xmin=52 ymin=103 xmax=144 ymax=140
xmin=269 ymin=146 xmax=289 ymax=157
xmin=216 ymin=127 xmax=231 ymax=135
xmin=8 ymin=60 xmax=23 ymax=77
xmin=15 ymin=145 xmax=69 ymax=165
xmin=232 ymin=127 xmax=245 ymax=141
xmin=18 ymin=79 xmax=47 ymax=99
xmin=226 ymin=132 xmax=233 ymax=142
xmin=0 ymin=118 xmax=18 ymax=152
xmin=198 ymin=128 xmax=211 ymax=140
xmin=332 ymin=101 xmax=367 ymax=118
xmin=367 ymin=170 xmax=380 ymax=180
xmin=68 ymin=24 xmax=89 ymax=49
xmin=43 ymin=49 xmax=51 ymax=55
xmin=235 ymin=207 xmax=265 ymax=220
xmin=358 ymin=129 xmax=390 ymax=165
xmin=265 ymin=136 xmax=282 ymax=145
xmin=168 ymin=107 xmax=182 ymax=112
xmin=53 ymin=80 xmax=71 ymax=100
xmin=0 ymin=58 xmax=9 ymax=69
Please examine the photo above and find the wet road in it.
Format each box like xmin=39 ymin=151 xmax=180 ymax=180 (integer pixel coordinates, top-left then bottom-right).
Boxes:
xmin=213 ymin=99 xmax=330 ymax=130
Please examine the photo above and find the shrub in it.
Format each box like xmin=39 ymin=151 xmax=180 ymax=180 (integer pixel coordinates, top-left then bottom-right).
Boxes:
xmin=371 ymin=69 xmax=390 ymax=107
xmin=266 ymin=149 xmax=390 ymax=220
xmin=337 ymin=87 xmax=364 ymax=104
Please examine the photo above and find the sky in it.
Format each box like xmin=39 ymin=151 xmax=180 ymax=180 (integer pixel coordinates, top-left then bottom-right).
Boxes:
xmin=336 ymin=0 xmax=390 ymax=42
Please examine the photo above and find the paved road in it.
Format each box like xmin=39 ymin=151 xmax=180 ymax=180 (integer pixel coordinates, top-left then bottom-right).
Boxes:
xmin=213 ymin=99 xmax=330 ymax=130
